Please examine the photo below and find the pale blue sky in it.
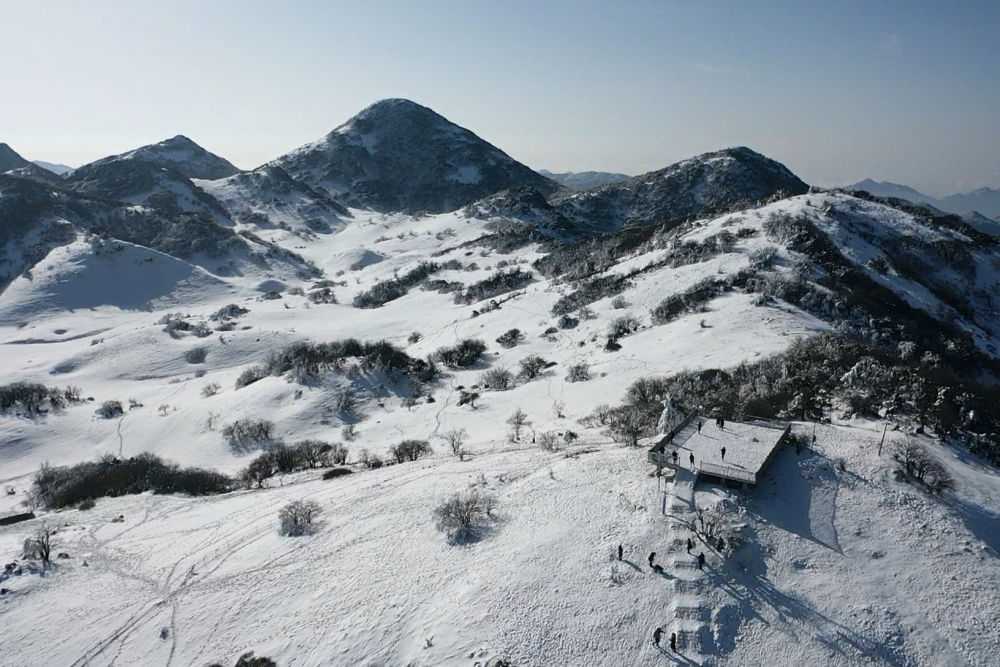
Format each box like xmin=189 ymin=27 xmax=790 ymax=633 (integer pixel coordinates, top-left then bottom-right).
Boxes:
xmin=2 ymin=0 xmax=997 ymax=196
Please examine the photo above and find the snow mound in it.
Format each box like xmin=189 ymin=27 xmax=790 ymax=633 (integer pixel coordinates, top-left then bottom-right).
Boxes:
xmin=0 ymin=236 xmax=230 ymax=325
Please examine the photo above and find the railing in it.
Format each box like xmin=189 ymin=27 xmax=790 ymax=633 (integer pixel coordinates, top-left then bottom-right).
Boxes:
xmin=697 ymin=461 xmax=756 ymax=484
xmin=741 ymin=415 xmax=791 ymax=431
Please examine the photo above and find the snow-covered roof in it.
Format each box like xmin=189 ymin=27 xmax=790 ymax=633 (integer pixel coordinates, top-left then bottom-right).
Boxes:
xmin=656 ymin=417 xmax=788 ymax=484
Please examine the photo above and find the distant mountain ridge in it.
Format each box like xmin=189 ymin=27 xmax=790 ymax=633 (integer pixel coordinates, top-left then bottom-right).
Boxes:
xmin=270 ymin=98 xmax=562 ymax=213
xmin=33 ymin=160 xmax=73 ymax=175
xmin=538 ymin=169 xmax=629 ymax=190
xmin=850 ymin=179 xmax=1000 ymax=220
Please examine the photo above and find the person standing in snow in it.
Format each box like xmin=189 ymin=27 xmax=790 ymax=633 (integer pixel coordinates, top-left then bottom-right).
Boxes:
xmin=618 ymin=544 xmax=623 ymax=561
xmin=689 ymin=452 xmax=695 ymax=468
xmin=670 ymin=632 xmax=677 ymax=651
xmin=686 ymin=537 xmax=693 ymax=553
xmin=697 ymin=552 xmax=706 ymax=570
xmin=698 ymin=420 xmax=703 ymax=433
xmin=648 ymin=551 xmax=656 ymax=567
xmin=671 ymin=450 xmax=678 ymax=466
xmin=721 ymin=446 xmax=727 ymax=461
xmin=653 ymin=627 xmax=663 ymax=647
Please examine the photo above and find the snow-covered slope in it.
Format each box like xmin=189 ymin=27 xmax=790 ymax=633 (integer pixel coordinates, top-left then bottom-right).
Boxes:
xmin=3 ymin=126 xmax=1000 ymax=666
xmin=1 ymin=417 xmax=998 ymax=665
xmin=196 ymin=165 xmax=350 ymax=238
xmin=270 ymin=99 xmax=562 ymax=213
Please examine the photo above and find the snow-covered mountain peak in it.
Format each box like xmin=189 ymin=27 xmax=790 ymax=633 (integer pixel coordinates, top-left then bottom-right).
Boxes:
xmin=271 ymin=98 xmax=561 ymax=213
xmin=83 ymin=135 xmax=242 ymax=181
xmin=549 ymin=146 xmax=809 ymax=232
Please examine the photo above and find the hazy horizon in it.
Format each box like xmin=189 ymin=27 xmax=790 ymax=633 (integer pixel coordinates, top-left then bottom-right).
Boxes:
xmin=3 ymin=1 xmax=998 ymax=198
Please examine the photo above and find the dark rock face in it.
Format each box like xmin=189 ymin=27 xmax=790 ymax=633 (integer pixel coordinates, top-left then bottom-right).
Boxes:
xmin=0 ymin=143 xmax=33 ymax=172
xmin=552 ymin=147 xmax=809 ymax=232
xmin=272 ymin=99 xmax=562 ymax=213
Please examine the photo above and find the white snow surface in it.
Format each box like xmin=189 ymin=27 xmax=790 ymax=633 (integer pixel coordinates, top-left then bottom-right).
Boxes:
xmin=1 ymin=193 xmax=999 ymax=665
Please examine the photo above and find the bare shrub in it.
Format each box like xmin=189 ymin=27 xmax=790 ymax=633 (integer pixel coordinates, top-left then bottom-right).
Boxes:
xmin=201 ymin=382 xmax=221 ymax=398
xmin=518 ymin=355 xmax=549 ymax=382
xmin=307 ymin=287 xmax=337 ymax=304
xmin=433 ymin=489 xmax=498 ymax=542
xmin=342 ymin=423 xmax=357 ymax=441
xmin=434 ymin=339 xmax=487 ymax=368
xmin=390 ymin=439 xmax=432 ymax=463
xmin=538 ymin=431 xmax=559 ymax=452
xmin=95 ymin=400 xmax=124 ymax=419
xmin=481 ymin=367 xmax=515 ymax=391
xmin=566 ymin=363 xmax=590 ymax=383
xmin=235 ymin=366 xmax=265 ymax=389
xmin=608 ymin=314 xmax=641 ymax=339
xmin=496 ymin=328 xmax=525 ymax=349
xmin=611 ymin=296 xmax=630 ymax=309
xmin=279 ymin=500 xmax=322 ymax=536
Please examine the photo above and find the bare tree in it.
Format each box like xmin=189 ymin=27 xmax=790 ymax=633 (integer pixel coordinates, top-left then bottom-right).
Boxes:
xmin=441 ymin=428 xmax=468 ymax=458
xmin=506 ymin=408 xmax=530 ymax=442
xmin=390 ymin=439 xmax=433 ymax=463
xmin=608 ymin=406 xmax=648 ymax=447
xmin=295 ymin=440 xmax=327 ymax=468
xmin=895 ymin=438 xmax=954 ymax=494
xmin=433 ymin=489 xmax=498 ymax=542
xmin=458 ymin=390 xmax=480 ymax=409
xmin=22 ymin=522 xmax=55 ymax=563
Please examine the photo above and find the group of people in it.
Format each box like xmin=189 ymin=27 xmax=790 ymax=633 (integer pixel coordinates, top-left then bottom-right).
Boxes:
xmin=652 ymin=626 xmax=676 ymax=652
xmin=616 ymin=540 xmax=710 ymax=654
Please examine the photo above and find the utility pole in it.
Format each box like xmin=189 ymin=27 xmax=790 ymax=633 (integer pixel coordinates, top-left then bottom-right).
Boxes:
xmin=878 ymin=420 xmax=889 ymax=456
